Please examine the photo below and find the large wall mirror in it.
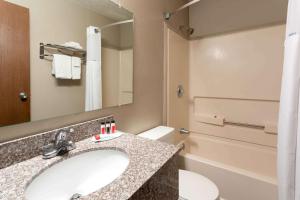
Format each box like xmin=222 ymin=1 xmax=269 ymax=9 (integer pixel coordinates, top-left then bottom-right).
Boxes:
xmin=0 ymin=0 xmax=134 ymax=127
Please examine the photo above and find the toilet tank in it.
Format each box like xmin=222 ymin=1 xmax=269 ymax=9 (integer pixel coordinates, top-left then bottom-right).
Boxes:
xmin=138 ymin=126 xmax=175 ymax=144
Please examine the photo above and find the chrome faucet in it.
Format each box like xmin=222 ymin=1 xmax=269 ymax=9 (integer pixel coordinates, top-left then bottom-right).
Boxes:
xmin=42 ymin=128 xmax=76 ymax=159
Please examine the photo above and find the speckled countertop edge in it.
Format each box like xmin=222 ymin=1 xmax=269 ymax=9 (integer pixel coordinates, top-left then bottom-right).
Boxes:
xmin=0 ymin=133 xmax=180 ymax=200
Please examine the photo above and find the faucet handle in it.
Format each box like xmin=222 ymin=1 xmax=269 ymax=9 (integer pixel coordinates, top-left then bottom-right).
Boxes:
xmin=66 ymin=141 xmax=76 ymax=151
xmin=54 ymin=130 xmax=67 ymax=145
xmin=42 ymin=128 xmax=76 ymax=159
xmin=42 ymin=143 xmax=58 ymax=159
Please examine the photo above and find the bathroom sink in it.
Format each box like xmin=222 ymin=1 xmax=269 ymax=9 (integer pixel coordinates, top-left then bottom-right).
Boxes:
xmin=25 ymin=149 xmax=129 ymax=200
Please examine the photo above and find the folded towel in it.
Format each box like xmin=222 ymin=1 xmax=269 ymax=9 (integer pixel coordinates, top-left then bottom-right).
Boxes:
xmin=52 ymin=54 xmax=72 ymax=79
xmin=63 ymin=41 xmax=83 ymax=50
xmin=71 ymin=57 xmax=81 ymax=79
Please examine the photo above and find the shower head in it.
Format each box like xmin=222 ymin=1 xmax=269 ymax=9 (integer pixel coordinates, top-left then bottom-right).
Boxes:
xmin=179 ymin=25 xmax=194 ymax=36
xmin=187 ymin=27 xmax=194 ymax=35
xmin=163 ymin=0 xmax=202 ymax=21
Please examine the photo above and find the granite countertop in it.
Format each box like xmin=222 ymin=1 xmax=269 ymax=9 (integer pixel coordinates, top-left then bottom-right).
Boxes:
xmin=0 ymin=133 xmax=180 ymax=200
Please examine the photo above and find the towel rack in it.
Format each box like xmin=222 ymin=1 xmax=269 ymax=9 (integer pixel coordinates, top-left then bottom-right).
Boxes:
xmin=39 ymin=43 xmax=86 ymax=62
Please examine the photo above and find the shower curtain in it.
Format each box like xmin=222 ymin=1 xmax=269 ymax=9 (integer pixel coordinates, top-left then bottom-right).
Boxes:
xmin=278 ymin=0 xmax=300 ymax=200
xmin=85 ymin=26 xmax=102 ymax=111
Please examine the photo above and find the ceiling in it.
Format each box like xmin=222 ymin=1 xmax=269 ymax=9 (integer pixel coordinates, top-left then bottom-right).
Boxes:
xmin=69 ymin=0 xmax=133 ymax=21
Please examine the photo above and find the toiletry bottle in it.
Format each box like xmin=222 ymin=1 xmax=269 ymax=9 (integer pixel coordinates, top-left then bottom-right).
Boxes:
xmin=111 ymin=120 xmax=116 ymax=133
xmin=101 ymin=122 xmax=106 ymax=134
xmin=106 ymin=121 xmax=111 ymax=134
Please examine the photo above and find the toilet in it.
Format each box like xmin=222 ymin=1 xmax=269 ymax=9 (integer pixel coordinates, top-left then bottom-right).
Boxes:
xmin=139 ymin=126 xmax=220 ymax=200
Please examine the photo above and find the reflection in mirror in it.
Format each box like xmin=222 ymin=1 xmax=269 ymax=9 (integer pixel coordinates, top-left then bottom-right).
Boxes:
xmin=0 ymin=0 xmax=133 ymax=127
xmin=101 ymin=22 xmax=133 ymax=108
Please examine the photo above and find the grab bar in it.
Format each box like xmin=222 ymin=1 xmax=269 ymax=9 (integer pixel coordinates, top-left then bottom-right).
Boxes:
xmin=195 ymin=114 xmax=277 ymax=134
xmin=223 ymin=120 xmax=265 ymax=129
xmin=224 ymin=120 xmax=277 ymax=135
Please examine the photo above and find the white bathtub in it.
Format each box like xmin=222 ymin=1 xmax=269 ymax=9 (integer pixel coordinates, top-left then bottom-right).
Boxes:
xmin=176 ymin=133 xmax=277 ymax=200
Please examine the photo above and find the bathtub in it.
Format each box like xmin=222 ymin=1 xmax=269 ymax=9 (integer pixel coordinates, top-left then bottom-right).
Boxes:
xmin=176 ymin=132 xmax=277 ymax=200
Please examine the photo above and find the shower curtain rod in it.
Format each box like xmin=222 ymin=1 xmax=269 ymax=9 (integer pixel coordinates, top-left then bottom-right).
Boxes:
xmin=164 ymin=0 xmax=201 ymax=20
xmin=100 ymin=19 xmax=134 ymax=30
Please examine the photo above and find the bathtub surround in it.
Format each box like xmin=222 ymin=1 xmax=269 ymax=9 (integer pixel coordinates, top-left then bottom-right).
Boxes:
xmin=0 ymin=132 xmax=180 ymax=200
xmin=165 ymin=23 xmax=284 ymax=200
xmin=277 ymin=0 xmax=300 ymax=200
xmin=188 ymin=24 xmax=284 ymax=148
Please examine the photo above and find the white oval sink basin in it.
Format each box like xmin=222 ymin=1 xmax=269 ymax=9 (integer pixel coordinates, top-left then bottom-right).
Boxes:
xmin=25 ymin=149 xmax=129 ymax=200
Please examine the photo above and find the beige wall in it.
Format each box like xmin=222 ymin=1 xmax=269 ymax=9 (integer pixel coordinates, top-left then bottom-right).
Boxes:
xmin=0 ymin=0 xmax=184 ymax=142
xmin=189 ymin=24 xmax=285 ymax=147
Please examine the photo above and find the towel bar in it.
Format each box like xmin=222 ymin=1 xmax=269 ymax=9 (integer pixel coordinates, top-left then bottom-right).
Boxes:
xmin=39 ymin=43 xmax=86 ymax=63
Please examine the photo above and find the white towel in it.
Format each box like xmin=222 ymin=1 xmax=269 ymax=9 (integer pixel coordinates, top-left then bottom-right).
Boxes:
xmin=71 ymin=57 xmax=81 ymax=79
xmin=63 ymin=42 xmax=83 ymax=50
xmin=52 ymin=54 xmax=72 ymax=79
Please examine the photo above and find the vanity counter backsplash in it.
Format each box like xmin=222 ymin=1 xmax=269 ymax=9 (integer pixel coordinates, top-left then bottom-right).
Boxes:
xmin=0 ymin=117 xmax=180 ymax=200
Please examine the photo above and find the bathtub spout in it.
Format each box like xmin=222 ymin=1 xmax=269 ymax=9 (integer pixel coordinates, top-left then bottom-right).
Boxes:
xmin=179 ymin=128 xmax=190 ymax=135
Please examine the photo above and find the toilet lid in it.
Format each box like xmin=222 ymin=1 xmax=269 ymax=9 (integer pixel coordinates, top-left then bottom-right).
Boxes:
xmin=179 ymin=170 xmax=219 ymax=200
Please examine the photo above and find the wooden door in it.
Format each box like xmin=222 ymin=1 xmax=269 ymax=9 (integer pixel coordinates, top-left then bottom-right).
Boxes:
xmin=165 ymin=27 xmax=189 ymax=133
xmin=0 ymin=1 xmax=30 ymax=126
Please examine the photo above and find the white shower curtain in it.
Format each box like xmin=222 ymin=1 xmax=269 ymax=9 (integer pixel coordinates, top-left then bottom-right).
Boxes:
xmin=85 ymin=26 xmax=102 ymax=111
xmin=278 ymin=0 xmax=300 ymax=200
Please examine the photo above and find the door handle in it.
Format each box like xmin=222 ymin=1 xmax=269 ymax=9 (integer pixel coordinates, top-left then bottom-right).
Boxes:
xmin=19 ymin=92 xmax=28 ymax=101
